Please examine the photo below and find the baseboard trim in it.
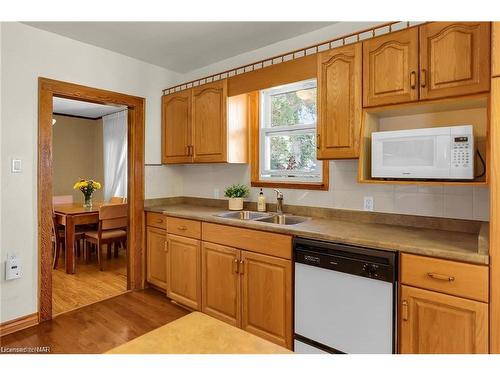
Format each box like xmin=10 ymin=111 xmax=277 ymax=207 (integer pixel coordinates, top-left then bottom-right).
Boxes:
xmin=0 ymin=313 xmax=39 ymax=337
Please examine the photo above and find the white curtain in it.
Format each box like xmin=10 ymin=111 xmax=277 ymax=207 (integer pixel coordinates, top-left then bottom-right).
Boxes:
xmin=102 ymin=110 xmax=128 ymax=201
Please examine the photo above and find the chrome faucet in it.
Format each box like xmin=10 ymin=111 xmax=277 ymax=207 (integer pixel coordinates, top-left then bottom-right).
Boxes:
xmin=274 ymin=189 xmax=284 ymax=214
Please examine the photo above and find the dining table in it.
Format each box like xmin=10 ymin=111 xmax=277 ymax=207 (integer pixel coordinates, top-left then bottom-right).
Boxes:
xmin=53 ymin=202 xmax=106 ymax=274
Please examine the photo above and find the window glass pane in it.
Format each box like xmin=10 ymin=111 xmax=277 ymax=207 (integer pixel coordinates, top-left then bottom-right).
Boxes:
xmin=267 ymin=133 xmax=318 ymax=173
xmin=270 ymin=87 xmax=316 ymax=127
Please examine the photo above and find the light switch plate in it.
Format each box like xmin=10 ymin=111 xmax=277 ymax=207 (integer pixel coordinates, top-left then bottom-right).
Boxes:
xmin=5 ymin=254 xmax=22 ymax=280
xmin=11 ymin=159 xmax=22 ymax=173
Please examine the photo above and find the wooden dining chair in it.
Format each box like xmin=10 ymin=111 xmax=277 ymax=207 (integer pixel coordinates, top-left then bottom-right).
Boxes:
xmin=110 ymin=196 xmax=126 ymax=204
xmin=52 ymin=195 xmax=73 ymax=205
xmin=52 ymin=213 xmax=85 ymax=269
xmin=83 ymin=203 xmax=128 ymax=271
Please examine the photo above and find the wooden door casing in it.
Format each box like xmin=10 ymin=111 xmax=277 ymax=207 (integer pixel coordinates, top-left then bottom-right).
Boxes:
xmin=166 ymin=234 xmax=201 ymax=310
xmin=201 ymin=242 xmax=241 ymax=327
xmin=363 ymin=27 xmax=419 ymax=107
xmin=317 ymin=43 xmax=362 ymax=159
xmin=419 ymin=22 xmax=490 ymax=100
xmin=161 ymin=90 xmax=193 ymax=164
xmin=240 ymin=250 xmax=292 ymax=349
xmin=192 ymin=80 xmax=227 ymax=163
xmin=400 ymin=285 xmax=488 ymax=354
xmin=146 ymin=227 xmax=167 ymax=290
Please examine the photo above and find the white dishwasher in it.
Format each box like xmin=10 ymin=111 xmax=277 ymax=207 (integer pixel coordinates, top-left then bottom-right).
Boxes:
xmin=294 ymin=237 xmax=397 ymax=354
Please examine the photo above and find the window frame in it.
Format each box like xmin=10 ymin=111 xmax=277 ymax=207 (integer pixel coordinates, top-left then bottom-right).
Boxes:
xmin=250 ymin=80 xmax=329 ymax=191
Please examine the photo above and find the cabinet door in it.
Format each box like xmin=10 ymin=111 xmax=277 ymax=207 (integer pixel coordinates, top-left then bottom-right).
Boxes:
xmin=166 ymin=234 xmax=201 ymax=310
xmin=493 ymin=22 xmax=500 ymax=78
xmin=201 ymin=242 xmax=241 ymax=327
xmin=146 ymin=226 xmax=167 ymax=290
xmin=400 ymin=285 xmax=488 ymax=354
xmin=363 ymin=27 xmax=419 ymax=107
xmin=161 ymin=90 xmax=192 ymax=164
xmin=241 ymin=251 xmax=292 ymax=349
xmin=192 ymin=80 xmax=227 ymax=163
xmin=420 ymin=22 xmax=490 ymax=99
xmin=317 ymin=43 xmax=362 ymax=159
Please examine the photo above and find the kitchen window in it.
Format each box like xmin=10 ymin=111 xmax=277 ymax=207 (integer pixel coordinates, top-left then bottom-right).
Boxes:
xmin=251 ymin=79 xmax=328 ymax=190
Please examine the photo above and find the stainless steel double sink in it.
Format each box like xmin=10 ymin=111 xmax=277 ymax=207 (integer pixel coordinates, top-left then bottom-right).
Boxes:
xmin=214 ymin=210 xmax=310 ymax=226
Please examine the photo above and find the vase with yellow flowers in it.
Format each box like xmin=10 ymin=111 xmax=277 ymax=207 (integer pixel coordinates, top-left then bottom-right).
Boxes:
xmin=73 ymin=179 xmax=102 ymax=208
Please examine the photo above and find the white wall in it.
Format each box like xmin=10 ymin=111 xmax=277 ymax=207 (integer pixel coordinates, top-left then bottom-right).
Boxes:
xmin=0 ymin=22 xmax=182 ymax=323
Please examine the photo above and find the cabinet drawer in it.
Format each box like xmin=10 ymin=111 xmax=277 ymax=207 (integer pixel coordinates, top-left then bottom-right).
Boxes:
xmin=167 ymin=217 xmax=201 ymax=239
xmin=202 ymin=222 xmax=292 ymax=260
xmin=400 ymin=253 xmax=488 ymax=302
xmin=146 ymin=212 xmax=167 ymax=229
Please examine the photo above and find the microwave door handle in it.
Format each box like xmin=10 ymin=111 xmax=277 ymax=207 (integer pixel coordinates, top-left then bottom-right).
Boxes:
xmin=436 ymin=136 xmax=450 ymax=171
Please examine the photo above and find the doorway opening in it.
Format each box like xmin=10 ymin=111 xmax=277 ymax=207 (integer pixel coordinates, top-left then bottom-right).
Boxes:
xmin=38 ymin=78 xmax=146 ymax=322
xmin=51 ymin=98 xmax=128 ymax=316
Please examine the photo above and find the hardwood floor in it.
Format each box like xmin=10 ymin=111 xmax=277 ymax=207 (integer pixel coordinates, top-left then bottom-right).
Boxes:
xmin=0 ymin=289 xmax=189 ymax=354
xmin=52 ymin=246 xmax=127 ymax=316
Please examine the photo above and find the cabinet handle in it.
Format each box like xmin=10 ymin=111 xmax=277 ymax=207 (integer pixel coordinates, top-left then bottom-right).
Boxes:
xmin=316 ymin=134 xmax=320 ymax=150
xmin=420 ymin=69 xmax=427 ymax=88
xmin=402 ymin=300 xmax=408 ymax=321
xmin=239 ymin=259 xmax=245 ymax=275
xmin=177 ymin=226 xmax=187 ymax=231
xmin=427 ymin=272 xmax=455 ymax=282
xmin=164 ymin=241 xmax=169 ymax=253
xmin=190 ymin=145 xmax=194 ymax=156
xmin=155 ymin=219 xmax=163 ymax=223
xmin=233 ymin=258 xmax=239 ymax=274
xmin=410 ymin=71 xmax=416 ymax=89
xmin=185 ymin=145 xmax=189 ymax=156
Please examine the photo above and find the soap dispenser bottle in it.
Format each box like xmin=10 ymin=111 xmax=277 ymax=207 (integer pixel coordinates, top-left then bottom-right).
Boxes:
xmin=257 ymin=189 xmax=266 ymax=212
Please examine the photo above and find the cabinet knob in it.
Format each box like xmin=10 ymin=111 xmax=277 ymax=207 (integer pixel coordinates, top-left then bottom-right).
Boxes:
xmin=239 ymin=259 xmax=245 ymax=275
xmin=410 ymin=71 xmax=417 ymax=89
xmin=233 ymin=258 xmax=239 ymax=274
xmin=420 ymin=69 xmax=427 ymax=88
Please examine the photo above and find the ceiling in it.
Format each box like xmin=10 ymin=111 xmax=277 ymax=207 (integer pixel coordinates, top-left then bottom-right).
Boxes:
xmin=24 ymin=22 xmax=335 ymax=73
xmin=53 ymin=97 xmax=126 ymax=119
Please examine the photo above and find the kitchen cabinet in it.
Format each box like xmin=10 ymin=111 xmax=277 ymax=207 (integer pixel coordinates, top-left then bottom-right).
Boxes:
xmin=161 ymin=90 xmax=192 ymax=164
xmin=200 ymin=241 xmax=292 ymax=349
xmin=146 ymin=225 xmax=167 ymax=290
xmin=419 ymin=22 xmax=490 ymax=99
xmin=161 ymin=79 xmax=249 ymax=164
xmin=166 ymin=233 xmax=201 ymax=310
xmin=493 ymin=22 xmax=500 ymax=78
xmin=241 ymin=250 xmax=292 ymax=349
xmin=363 ymin=27 xmax=419 ymax=107
xmin=201 ymin=242 xmax=241 ymax=327
xmin=400 ymin=285 xmax=488 ymax=354
xmin=317 ymin=43 xmax=362 ymax=159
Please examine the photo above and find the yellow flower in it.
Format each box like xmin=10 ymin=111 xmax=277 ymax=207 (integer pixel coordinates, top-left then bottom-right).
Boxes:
xmin=94 ymin=182 xmax=102 ymax=189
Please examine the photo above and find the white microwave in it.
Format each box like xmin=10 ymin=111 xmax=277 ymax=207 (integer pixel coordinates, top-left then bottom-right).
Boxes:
xmin=371 ymin=125 xmax=474 ymax=180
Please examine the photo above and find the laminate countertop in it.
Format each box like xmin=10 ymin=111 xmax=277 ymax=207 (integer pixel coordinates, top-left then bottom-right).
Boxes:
xmin=107 ymin=312 xmax=292 ymax=354
xmin=145 ymin=204 xmax=489 ymax=265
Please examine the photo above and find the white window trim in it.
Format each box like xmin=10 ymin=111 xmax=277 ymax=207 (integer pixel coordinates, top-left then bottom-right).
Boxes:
xmin=259 ymin=79 xmax=322 ymax=183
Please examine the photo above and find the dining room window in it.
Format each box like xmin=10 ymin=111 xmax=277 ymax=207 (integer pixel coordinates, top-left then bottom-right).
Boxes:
xmin=251 ymin=79 xmax=328 ymax=190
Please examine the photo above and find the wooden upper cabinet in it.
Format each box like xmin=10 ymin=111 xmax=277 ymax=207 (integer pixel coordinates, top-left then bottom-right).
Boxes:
xmin=161 ymin=90 xmax=192 ymax=164
xmin=201 ymin=242 xmax=241 ymax=327
xmin=192 ymin=80 xmax=227 ymax=163
xmin=146 ymin=226 xmax=167 ymax=290
xmin=241 ymin=250 xmax=292 ymax=349
xmin=363 ymin=27 xmax=419 ymax=107
xmin=166 ymin=234 xmax=201 ymax=310
xmin=493 ymin=22 xmax=500 ymax=78
xmin=400 ymin=285 xmax=488 ymax=354
xmin=419 ymin=22 xmax=490 ymax=99
xmin=317 ymin=43 xmax=362 ymax=159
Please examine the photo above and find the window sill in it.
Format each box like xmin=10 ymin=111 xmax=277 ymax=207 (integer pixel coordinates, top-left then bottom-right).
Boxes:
xmin=251 ymin=179 xmax=328 ymax=191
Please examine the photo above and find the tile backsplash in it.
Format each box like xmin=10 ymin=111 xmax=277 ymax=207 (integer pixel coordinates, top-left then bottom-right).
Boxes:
xmin=176 ymin=160 xmax=490 ymax=221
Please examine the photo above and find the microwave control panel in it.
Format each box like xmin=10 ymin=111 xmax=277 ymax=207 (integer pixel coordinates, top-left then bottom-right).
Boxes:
xmin=452 ymin=136 xmax=472 ymax=170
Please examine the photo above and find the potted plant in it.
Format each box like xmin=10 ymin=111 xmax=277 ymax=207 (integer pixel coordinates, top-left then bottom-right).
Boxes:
xmin=73 ymin=178 xmax=102 ymax=208
xmin=224 ymin=184 xmax=250 ymax=211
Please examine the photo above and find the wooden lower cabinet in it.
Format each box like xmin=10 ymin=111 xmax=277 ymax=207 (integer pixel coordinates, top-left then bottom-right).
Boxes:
xmin=241 ymin=250 xmax=292 ymax=349
xmin=201 ymin=242 xmax=241 ymax=327
xmin=146 ymin=226 xmax=167 ymax=290
xmin=400 ymin=285 xmax=488 ymax=354
xmin=166 ymin=234 xmax=201 ymax=310
xmin=200 ymin=241 xmax=292 ymax=349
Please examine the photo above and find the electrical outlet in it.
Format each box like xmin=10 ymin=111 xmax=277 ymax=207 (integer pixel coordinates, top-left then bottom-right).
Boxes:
xmin=364 ymin=196 xmax=374 ymax=211
xmin=5 ymin=253 xmax=22 ymax=280
xmin=213 ymin=188 xmax=220 ymax=199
